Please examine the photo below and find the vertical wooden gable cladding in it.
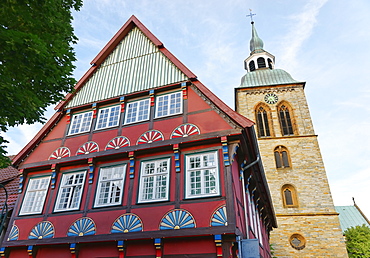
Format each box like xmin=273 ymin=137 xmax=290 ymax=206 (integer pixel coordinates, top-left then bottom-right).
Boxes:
xmin=7 ymin=15 xmax=275 ymax=258
xmin=66 ymin=26 xmax=188 ymax=108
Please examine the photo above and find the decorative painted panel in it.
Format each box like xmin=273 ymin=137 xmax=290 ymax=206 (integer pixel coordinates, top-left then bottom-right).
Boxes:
xmin=160 ymin=209 xmax=195 ymax=230
xmin=111 ymin=213 xmax=143 ymax=233
xmin=137 ymin=130 xmax=164 ymax=144
xmin=67 ymin=217 xmax=96 ymax=237
xmin=76 ymin=141 xmax=99 ymax=155
xmin=49 ymin=147 xmax=71 ymax=160
xmin=211 ymin=205 xmax=228 ymax=226
xmin=29 ymin=221 xmax=54 ymax=239
xmin=7 ymin=225 xmax=19 ymax=241
xmin=105 ymin=136 xmax=130 ymax=150
xmin=170 ymin=123 xmax=200 ymax=139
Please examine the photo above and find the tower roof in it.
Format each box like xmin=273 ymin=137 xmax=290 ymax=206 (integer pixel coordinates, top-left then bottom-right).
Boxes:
xmin=239 ymin=69 xmax=303 ymax=88
xmin=250 ymin=22 xmax=264 ymax=53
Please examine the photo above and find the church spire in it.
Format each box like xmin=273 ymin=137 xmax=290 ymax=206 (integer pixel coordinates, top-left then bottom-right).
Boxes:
xmin=250 ymin=22 xmax=264 ymax=53
xmin=243 ymin=15 xmax=275 ymax=72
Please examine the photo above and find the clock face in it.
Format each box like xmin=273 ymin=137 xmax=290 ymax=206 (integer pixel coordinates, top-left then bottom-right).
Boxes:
xmin=264 ymin=93 xmax=278 ymax=104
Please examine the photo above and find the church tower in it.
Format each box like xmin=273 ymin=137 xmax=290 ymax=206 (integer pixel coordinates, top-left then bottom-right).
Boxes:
xmin=235 ymin=20 xmax=348 ymax=257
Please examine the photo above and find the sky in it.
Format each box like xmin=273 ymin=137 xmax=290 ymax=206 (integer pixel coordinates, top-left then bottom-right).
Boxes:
xmin=3 ymin=0 xmax=370 ymax=218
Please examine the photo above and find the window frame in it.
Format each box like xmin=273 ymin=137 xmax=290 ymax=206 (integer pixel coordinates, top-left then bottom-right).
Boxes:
xmin=124 ymin=98 xmax=150 ymax=125
xmin=94 ymin=164 xmax=127 ymax=208
xmin=185 ymin=150 xmax=220 ymax=199
xmin=95 ymin=105 xmax=121 ymax=130
xmin=19 ymin=175 xmax=51 ymax=216
xmin=138 ymin=157 xmax=171 ymax=203
xmin=278 ymin=103 xmax=295 ymax=136
xmin=255 ymin=104 xmax=272 ymax=138
xmin=155 ymin=91 xmax=183 ymax=118
xmin=281 ymin=184 xmax=298 ymax=208
xmin=54 ymin=171 xmax=86 ymax=212
xmin=274 ymin=145 xmax=291 ymax=169
xmin=68 ymin=111 xmax=93 ymax=135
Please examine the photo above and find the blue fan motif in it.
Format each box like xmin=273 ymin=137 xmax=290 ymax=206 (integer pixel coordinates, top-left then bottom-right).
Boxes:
xmin=29 ymin=221 xmax=54 ymax=239
xmin=111 ymin=213 xmax=143 ymax=233
xmin=67 ymin=217 xmax=96 ymax=237
xmin=160 ymin=209 xmax=195 ymax=230
xmin=211 ymin=205 xmax=228 ymax=226
xmin=8 ymin=225 xmax=19 ymax=241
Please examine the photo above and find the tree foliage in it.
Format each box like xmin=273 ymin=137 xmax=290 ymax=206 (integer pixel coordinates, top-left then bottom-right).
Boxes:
xmin=345 ymin=224 xmax=370 ymax=258
xmin=0 ymin=0 xmax=82 ymax=167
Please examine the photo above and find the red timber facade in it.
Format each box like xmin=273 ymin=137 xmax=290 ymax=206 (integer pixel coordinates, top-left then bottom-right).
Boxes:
xmin=2 ymin=16 xmax=276 ymax=258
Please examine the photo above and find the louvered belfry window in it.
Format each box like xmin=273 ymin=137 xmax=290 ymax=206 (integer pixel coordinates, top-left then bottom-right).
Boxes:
xmin=256 ymin=106 xmax=270 ymax=137
xmin=257 ymin=57 xmax=266 ymax=68
xmin=279 ymin=105 xmax=294 ymax=135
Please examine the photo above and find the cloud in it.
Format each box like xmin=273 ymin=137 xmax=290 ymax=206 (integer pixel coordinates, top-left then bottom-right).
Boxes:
xmin=280 ymin=0 xmax=329 ymax=72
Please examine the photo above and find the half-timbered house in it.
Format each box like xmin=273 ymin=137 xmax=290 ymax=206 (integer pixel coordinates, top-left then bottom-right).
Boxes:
xmin=1 ymin=16 xmax=276 ymax=258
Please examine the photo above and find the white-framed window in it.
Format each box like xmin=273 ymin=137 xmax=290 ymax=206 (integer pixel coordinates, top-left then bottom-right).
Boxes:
xmin=155 ymin=92 xmax=182 ymax=118
xmin=54 ymin=171 xmax=86 ymax=212
xmin=185 ymin=151 xmax=219 ymax=199
xmin=125 ymin=99 xmax=150 ymax=124
xmin=95 ymin=105 xmax=120 ymax=130
xmin=138 ymin=158 xmax=170 ymax=203
xmin=94 ymin=164 xmax=127 ymax=207
xmin=19 ymin=176 xmax=51 ymax=215
xmin=68 ymin=111 xmax=93 ymax=135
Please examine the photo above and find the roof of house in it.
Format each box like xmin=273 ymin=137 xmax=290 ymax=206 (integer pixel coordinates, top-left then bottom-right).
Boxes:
xmin=335 ymin=205 xmax=370 ymax=232
xmin=0 ymin=165 xmax=20 ymax=211
xmin=12 ymin=15 xmax=254 ymax=167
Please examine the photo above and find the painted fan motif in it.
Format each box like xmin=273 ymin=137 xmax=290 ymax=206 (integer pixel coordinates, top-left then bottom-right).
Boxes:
xmin=170 ymin=123 xmax=200 ymax=139
xmin=49 ymin=147 xmax=71 ymax=160
xmin=211 ymin=205 xmax=228 ymax=226
xmin=67 ymin=217 xmax=96 ymax=237
xmin=105 ymin=136 xmax=130 ymax=150
xmin=76 ymin=141 xmax=99 ymax=155
xmin=137 ymin=130 xmax=164 ymax=145
xmin=8 ymin=225 xmax=19 ymax=241
xmin=111 ymin=213 xmax=143 ymax=233
xmin=160 ymin=209 xmax=195 ymax=230
xmin=29 ymin=221 xmax=54 ymax=239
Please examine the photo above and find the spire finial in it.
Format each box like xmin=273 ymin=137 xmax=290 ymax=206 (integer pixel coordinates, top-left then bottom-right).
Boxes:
xmin=246 ymin=9 xmax=256 ymax=24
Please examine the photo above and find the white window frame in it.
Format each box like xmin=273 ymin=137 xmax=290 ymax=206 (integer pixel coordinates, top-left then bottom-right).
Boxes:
xmin=185 ymin=150 xmax=220 ymax=199
xmin=95 ymin=105 xmax=121 ymax=130
xmin=124 ymin=98 xmax=150 ymax=124
xmin=138 ymin=158 xmax=170 ymax=203
xmin=19 ymin=176 xmax=51 ymax=215
xmin=94 ymin=164 xmax=127 ymax=207
xmin=54 ymin=171 xmax=86 ymax=212
xmin=155 ymin=91 xmax=183 ymax=118
xmin=68 ymin=111 xmax=93 ymax=135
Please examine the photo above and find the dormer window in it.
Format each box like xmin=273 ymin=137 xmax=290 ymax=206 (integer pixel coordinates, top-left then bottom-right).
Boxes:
xmin=267 ymin=58 xmax=273 ymax=69
xmin=257 ymin=57 xmax=266 ymax=68
xmin=69 ymin=111 xmax=93 ymax=135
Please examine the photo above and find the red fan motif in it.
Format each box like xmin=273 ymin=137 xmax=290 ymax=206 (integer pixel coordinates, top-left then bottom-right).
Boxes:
xmin=137 ymin=130 xmax=164 ymax=145
xmin=105 ymin=136 xmax=130 ymax=150
xmin=171 ymin=124 xmax=200 ymax=139
xmin=76 ymin=141 xmax=99 ymax=155
xmin=49 ymin=147 xmax=71 ymax=160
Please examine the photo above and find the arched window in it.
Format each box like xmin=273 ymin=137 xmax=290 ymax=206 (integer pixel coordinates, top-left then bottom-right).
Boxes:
xmin=282 ymin=184 xmax=298 ymax=208
xmin=257 ymin=57 xmax=266 ymax=68
xmin=278 ymin=104 xmax=294 ymax=135
xmin=267 ymin=58 xmax=273 ymax=69
xmin=249 ymin=60 xmax=256 ymax=72
xmin=274 ymin=146 xmax=290 ymax=168
xmin=255 ymin=105 xmax=271 ymax=137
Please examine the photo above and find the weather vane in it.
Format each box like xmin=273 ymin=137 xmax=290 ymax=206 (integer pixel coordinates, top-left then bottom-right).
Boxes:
xmin=246 ymin=9 xmax=256 ymax=23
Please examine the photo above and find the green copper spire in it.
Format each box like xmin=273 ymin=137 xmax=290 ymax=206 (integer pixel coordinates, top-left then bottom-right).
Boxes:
xmin=250 ymin=22 xmax=264 ymax=53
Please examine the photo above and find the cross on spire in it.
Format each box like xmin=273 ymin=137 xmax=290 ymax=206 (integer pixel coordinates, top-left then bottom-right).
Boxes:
xmin=247 ymin=9 xmax=256 ymax=23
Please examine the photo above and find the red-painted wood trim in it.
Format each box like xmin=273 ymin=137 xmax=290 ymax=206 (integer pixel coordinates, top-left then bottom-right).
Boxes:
xmin=192 ymin=80 xmax=254 ymax=128
xmin=12 ymin=111 xmax=63 ymax=167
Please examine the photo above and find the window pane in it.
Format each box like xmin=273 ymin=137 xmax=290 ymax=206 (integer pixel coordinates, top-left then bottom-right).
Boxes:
xmin=69 ymin=112 xmax=93 ymax=135
xmin=282 ymin=151 xmax=290 ymax=167
xmin=274 ymin=151 xmax=282 ymax=168
xmin=125 ymin=99 xmax=149 ymax=124
xmin=284 ymin=189 xmax=294 ymax=205
xmin=20 ymin=176 xmax=51 ymax=215
xmin=156 ymin=92 xmax=182 ymax=118
xmin=55 ymin=172 xmax=86 ymax=212
xmin=139 ymin=158 xmax=170 ymax=203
